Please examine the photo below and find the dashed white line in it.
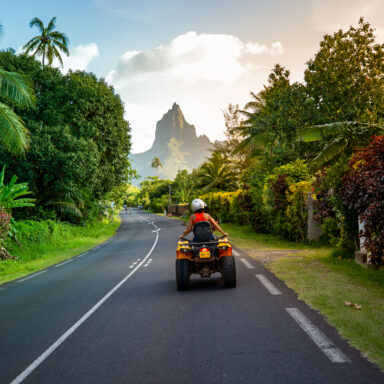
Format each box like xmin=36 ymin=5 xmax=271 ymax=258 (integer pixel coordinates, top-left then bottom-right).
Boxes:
xmin=286 ymin=308 xmax=350 ymax=363
xmin=77 ymin=251 xmax=89 ymax=258
xmin=17 ymin=271 xmax=47 ymax=283
xmin=144 ymin=259 xmax=153 ymax=267
xmin=10 ymin=218 xmax=160 ymax=384
xmin=239 ymin=258 xmax=255 ymax=269
xmin=255 ymin=274 xmax=282 ymax=295
xmin=232 ymin=249 xmax=240 ymax=256
xmin=54 ymin=259 xmax=73 ymax=268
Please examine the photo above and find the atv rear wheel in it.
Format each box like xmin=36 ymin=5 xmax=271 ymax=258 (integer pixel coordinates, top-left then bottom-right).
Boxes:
xmin=221 ymin=256 xmax=236 ymax=288
xmin=176 ymin=259 xmax=191 ymax=291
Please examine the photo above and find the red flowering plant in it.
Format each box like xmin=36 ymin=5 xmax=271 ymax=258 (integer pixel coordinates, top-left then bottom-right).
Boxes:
xmin=269 ymin=174 xmax=289 ymax=210
xmin=0 ymin=206 xmax=11 ymax=260
xmin=341 ymin=136 xmax=384 ymax=267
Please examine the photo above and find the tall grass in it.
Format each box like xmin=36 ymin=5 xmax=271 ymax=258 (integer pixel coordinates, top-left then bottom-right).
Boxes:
xmin=0 ymin=218 xmax=119 ymax=284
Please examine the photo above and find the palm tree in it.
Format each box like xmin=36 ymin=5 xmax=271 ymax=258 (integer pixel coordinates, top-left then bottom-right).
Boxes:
xmin=151 ymin=157 xmax=163 ymax=177
xmin=196 ymin=151 xmax=236 ymax=192
xmin=0 ymin=24 xmax=35 ymax=154
xmin=299 ymin=121 xmax=384 ymax=164
xmin=23 ymin=17 xmax=69 ymax=68
xmin=235 ymin=92 xmax=270 ymax=158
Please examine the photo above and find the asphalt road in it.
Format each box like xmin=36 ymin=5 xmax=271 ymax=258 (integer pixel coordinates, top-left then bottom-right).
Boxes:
xmin=0 ymin=210 xmax=382 ymax=384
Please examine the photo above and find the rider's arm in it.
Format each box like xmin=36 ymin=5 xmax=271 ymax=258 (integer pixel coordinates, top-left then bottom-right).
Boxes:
xmin=206 ymin=214 xmax=228 ymax=237
xmin=179 ymin=215 xmax=194 ymax=238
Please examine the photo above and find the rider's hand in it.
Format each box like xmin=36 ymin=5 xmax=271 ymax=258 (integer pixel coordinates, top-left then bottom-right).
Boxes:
xmin=223 ymin=233 xmax=228 ymax=237
xmin=179 ymin=234 xmax=184 ymax=239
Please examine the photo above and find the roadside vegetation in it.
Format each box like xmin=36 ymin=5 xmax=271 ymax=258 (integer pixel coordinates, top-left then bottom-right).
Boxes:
xmin=0 ymin=217 xmax=119 ymax=285
xmin=0 ymin=17 xmax=133 ymax=282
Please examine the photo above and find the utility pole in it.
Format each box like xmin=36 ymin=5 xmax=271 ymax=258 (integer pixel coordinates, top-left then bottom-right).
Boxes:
xmin=169 ymin=184 xmax=172 ymax=205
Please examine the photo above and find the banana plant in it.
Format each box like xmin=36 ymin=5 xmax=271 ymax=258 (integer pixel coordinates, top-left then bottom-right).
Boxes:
xmin=298 ymin=121 xmax=384 ymax=164
xmin=0 ymin=166 xmax=35 ymax=211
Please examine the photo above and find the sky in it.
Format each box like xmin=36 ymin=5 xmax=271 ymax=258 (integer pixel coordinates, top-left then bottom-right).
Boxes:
xmin=2 ymin=0 xmax=384 ymax=153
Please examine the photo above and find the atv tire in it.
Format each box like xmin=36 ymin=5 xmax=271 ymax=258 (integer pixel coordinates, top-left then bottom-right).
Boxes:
xmin=221 ymin=256 xmax=236 ymax=288
xmin=176 ymin=259 xmax=191 ymax=291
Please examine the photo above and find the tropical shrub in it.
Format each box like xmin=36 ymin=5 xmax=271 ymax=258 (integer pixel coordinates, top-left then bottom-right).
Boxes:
xmin=341 ymin=136 xmax=384 ymax=267
xmin=0 ymin=166 xmax=35 ymax=211
xmin=312 ymin=159 xmax=358 ymax=252
xmin=285 ymin=181 xmax=313 ymax=242
xmin=0 ymin=206 xmax=10 ymax=241
xmin=198 ymin=190 xmax=253 ymax=225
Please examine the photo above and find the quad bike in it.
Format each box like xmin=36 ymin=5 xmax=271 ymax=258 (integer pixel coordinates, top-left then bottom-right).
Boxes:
xmin=175 ymin=221 xmax=236 ymax=290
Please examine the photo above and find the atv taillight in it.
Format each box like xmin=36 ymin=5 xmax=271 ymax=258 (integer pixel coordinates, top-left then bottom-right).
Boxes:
xmin=199 ymin=248 xmax=209 ymax=252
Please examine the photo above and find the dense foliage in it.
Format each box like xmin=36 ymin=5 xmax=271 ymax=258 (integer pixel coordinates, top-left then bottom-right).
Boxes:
xmin=341 ymin=136 xmax=384 ymax=267
xmin=0 ymin=50 xmax=132 ymax=221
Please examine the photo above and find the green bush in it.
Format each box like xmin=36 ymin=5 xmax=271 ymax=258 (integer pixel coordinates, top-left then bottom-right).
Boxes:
xmin=4 ymin=219 xmax=110 ymax=262
xmin=200 ymin=190 xmax=253 ymax=225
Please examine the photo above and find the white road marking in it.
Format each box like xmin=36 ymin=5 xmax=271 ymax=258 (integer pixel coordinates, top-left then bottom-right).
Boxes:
xmin=136 ymin=259 xmax=141 ymax=261
xmin=286 ymin=308 xmax=350 ymax=363
xmin=152 ymin=228 xmax=161 ymax=233
xmin=10 ymin=221 xmax=160 ymax=384
xmin=240 ymin=258 xmax=255 ymax=269
xmin=54 ymin=260 xmax=73 ymax=268
xmin=144 ymin=259 xmax=153 ymax=267
xmin=255 ymin=274 xmax=282 ymax=295
xmin=17 ymin=271 xmax=47 ymax=283
xmin=232 ymin=249 xmax=240 ymax=256
xmin=77 ymin=251 xmax=89 ymax=258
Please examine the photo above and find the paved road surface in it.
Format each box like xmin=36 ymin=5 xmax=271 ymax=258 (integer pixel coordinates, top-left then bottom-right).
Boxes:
xmin=0 ymin=210 xmax=382 ymax=383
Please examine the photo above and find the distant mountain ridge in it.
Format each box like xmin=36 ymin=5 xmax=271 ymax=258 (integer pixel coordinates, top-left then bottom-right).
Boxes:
xmin=132 ymin=103 xmax=213 ymax=183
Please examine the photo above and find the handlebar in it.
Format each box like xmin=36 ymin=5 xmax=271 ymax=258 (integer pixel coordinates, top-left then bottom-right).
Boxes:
xmin=179 ymin=234 xmax=229 ymax=244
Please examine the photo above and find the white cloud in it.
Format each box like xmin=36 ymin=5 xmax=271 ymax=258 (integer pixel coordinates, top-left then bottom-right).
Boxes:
xmin=109 ymin=31 xmax=282 ymax=85
xmin=107 ymin=31 xmax=284 ymax=153
xmin=311 ymin=0 xmax=384 ymax=39
xmin=54 ymin=43 xmax=100 ymax=73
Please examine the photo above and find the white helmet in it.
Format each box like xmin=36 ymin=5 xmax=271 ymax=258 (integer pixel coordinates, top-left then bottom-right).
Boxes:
xmin=191 ymin=198 xmax=205 ymax=213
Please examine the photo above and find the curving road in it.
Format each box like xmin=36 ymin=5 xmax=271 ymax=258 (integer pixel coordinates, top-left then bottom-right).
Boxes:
xmin=0 ymin=210 xmax=382 ymax=384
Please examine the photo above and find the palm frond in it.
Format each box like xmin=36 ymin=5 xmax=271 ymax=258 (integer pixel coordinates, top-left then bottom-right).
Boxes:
xmin=29 ymin=17 xmax=44 ymax=33
xmin=0 ymin=69 xmax=35 ymax=107
xmin=51 ymin=45 xmax=64 ymax=66
xmin=314 ymin=139 xmax=348 ymax=164
xmin=0 ymin=102 xmax=30 ymax=154
xmin=51 ymin=201 xmax=82 ymax=218
xmin=46 ymin=17 xmax=57 ymax=33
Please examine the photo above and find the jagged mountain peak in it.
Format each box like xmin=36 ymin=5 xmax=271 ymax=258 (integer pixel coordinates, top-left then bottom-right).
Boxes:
xmin=132 ymin=103 xmax=213 ymax=183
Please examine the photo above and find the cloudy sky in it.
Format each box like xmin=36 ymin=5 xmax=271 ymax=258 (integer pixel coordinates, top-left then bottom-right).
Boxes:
xmin=3 ymin=0 xmax=384 ymax=152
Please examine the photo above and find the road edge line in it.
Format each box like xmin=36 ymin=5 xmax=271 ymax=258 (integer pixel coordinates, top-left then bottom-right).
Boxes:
xmin=286 ymin=307 xmax=350 ymax=363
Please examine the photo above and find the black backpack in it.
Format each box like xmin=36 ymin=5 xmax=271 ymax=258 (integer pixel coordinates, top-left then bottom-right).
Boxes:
xmin=193 ymin=221 xmax=212 ymax=242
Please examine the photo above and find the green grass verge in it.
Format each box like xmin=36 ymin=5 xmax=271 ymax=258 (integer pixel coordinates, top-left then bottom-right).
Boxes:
xmin=0 ymin=218 xmax=120 ymax=285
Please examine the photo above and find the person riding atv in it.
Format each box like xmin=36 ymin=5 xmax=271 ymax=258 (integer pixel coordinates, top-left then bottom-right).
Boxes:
xmin=179 ymin=199 xmax=228 ymax=240
xmin=176 ymin=199 xmax=236 ymax=290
